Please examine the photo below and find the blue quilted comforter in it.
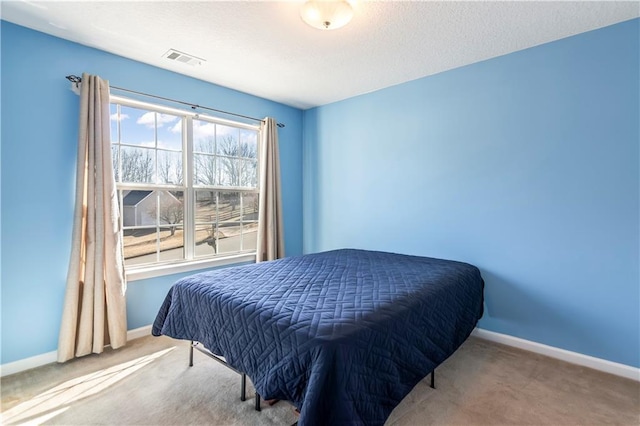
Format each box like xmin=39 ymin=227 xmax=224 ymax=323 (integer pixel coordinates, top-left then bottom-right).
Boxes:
xmin=152 ymin=249 xmax=484 ymax=425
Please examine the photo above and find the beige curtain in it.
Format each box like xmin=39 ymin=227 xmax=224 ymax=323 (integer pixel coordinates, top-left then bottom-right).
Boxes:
xmin=256 ymin=118 xmax=285 ymax=262
xmin=58 ymin=73 xmax=127 ymax=363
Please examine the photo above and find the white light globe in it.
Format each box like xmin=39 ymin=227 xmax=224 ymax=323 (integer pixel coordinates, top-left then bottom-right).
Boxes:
xmin=300 ymin=1 xmax=354 ymax=30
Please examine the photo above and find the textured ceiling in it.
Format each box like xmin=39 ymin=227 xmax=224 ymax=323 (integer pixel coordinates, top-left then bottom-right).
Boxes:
xmin=2 ymin=1 xmax=638 ymax=109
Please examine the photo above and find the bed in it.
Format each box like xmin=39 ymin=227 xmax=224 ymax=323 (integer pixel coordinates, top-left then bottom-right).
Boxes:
xmin=152 ymin=248 xmax=484 ymax=425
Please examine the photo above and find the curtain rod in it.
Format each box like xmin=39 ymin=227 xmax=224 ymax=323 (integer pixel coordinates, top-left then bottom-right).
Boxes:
xmin=65 ymin=75 xmax=285 ymax=128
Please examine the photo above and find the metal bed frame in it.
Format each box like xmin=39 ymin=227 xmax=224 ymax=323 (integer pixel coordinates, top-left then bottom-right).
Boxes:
xmin=189 ymin=340 xmax=436 ymax=417
xmin=190 ymin=341 xmax=262 ymax=411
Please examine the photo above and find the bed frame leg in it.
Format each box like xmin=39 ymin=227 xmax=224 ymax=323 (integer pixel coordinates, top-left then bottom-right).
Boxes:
xmin=255 ymin=394 xmax=261 ymax=411
xmin=241 ymin=373 xmax=247 ymax=401
xmin=430 ymin=370 xmax=435 ymax=389
xmin=189 ymin=341 xmax=194 ymax=367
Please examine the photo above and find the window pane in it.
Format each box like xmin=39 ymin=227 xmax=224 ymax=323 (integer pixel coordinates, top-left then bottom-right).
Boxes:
xmin=216 ymin=125 xmax=240 ymax=155
xmin=193 ymin=153 xmax=216 ymax=185
xmin=120 ymin=146 xmax=155 ymax=183
xmin=158 ymin=226 xmax=184 ymax=262
xmin=242 ymin=223 xmax=258 ymax=251
xmin=217 ymin=222 xmax=241 ymax=254
xmin=122 ymin=190 xmax=156 ymax=226
xmin=194 ymin=191 xmax=219 ymax=258
xmin=157 ymin=190 xmax=184 ymax=226
xmin=193 ymin=119 xmax=216 ymax=153
xmin=157 ymin=150 xmax=183 ymax=185
xmin=241 ymin=192 xmax=258 ymax=252
xmin=195 ymin=225 xmax=218 ymax=257
xmin=156 ymin=114 xmax=182 ymax=151
xmin=240 ymin=159 xmax=257 ymax=187
xmin=218 ymin=191 xmax=241 ymax=222
xmin=219 ymin=156 xmax=241 ymax=187
xmin=242 ymin=193 xmax=259 ymax=220
xmin=123 ymin=227 xmax=157 ymax=266
xmin=195 ymin=190 xmax=218 ymax=224
xmin=120 ymin=106 xmax=155 ymax=147
xmin=239 ymin=129 xmax=258 ymax=159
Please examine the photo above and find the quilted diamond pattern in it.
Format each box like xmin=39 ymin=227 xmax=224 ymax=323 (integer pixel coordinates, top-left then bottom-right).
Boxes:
xmin=152 ymin=249 xmax=484 ymax=426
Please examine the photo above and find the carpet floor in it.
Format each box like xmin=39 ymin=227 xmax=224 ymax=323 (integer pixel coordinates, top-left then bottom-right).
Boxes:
xmin=1 ymin=335 xmax=638 ymax=425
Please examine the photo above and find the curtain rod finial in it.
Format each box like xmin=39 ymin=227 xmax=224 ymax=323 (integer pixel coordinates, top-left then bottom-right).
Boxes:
xmin=66 ymin=75 xmax=82 ymax=84
xmin=66 ymin=75 xmax=82 ymax=95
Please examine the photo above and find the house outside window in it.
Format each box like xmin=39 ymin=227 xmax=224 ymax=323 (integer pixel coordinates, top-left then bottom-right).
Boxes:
xmin=110 ymin=96 xmax=260 ymax=278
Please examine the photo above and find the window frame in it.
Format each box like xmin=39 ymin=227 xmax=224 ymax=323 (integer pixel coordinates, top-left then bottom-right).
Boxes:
xmin=109 ymin=95 xmax=260 ymax=281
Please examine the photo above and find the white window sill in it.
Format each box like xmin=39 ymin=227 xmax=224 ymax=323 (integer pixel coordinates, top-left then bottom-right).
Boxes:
xmin=126 ymin=252 xmax=256 ymax=282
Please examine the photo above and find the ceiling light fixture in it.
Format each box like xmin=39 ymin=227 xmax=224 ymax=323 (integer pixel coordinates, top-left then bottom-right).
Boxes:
xmin=300 ymin=0 xmax=354 ymax=31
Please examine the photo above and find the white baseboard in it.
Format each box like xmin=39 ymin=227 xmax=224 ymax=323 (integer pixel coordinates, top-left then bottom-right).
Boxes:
xmin=0 ymin=350 xmax=58 ymax=378
xmin=0 ymin=325 xmax=153 ymax=378
xmin=472 ymin=328 xmax=639 ymax=381
xmin=126 ymin=325 xmax=152 ymax=341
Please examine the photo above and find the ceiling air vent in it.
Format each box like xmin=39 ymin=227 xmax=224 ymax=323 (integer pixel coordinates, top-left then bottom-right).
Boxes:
xmin=162 ymin=49 xmax=205 ymax=66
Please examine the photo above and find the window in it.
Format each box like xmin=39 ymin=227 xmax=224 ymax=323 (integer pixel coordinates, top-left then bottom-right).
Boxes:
xmin=110 ymin=96 xmax=259 ymax=277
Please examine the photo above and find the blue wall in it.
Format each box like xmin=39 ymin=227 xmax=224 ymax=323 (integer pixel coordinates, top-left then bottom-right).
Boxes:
xmin=303 ymin=19 xmax=639 ymax=367
xmin=0 ymin=21 xmax=303 ymax=364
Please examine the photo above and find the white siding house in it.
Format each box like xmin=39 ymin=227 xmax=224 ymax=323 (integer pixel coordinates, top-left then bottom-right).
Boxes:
xmin=122 ymin=190 xmax=182 ymax=227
